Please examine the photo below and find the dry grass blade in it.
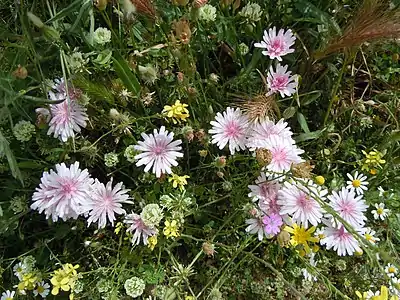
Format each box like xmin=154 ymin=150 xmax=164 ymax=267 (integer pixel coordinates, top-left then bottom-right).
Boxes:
xmin=237 ymin=94 xmax=279 ymax=123
xmin=130 ymin=0 xmax=156 ymax=19
xmin=317 ymin=0 xmax=400 ymax=58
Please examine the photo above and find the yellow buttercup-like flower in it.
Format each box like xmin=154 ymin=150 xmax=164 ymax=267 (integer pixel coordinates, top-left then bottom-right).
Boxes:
xmin=361 ymin=149 xmax=386 ymax=172
xmin=284 ymin=224 xmax=319 ymax=254
xmin=50 ymin=263 xmax=79 ymax=299
xmin=17 ymin=272 xmax=38 ymax=291
xmin=162 ymin=100 xmax=189 ymax=124
xmin=163 ymin=220 xmax=180 ymax=238
xmin=169 ymin=174 xmax=190 ymax=191
xmin=148 ymin=235 xmax=158 ymax=251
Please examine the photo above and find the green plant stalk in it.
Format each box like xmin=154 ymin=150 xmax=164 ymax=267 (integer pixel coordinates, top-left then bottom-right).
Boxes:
xmin=323 ymin=56 xmax=348 ymax=127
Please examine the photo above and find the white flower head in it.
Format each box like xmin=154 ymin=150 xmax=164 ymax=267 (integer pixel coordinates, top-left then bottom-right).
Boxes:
xmin=124 ymin=277 xmax=145 ymax=298
xmin=124 ymin=212 xmax=157 ymax=246
xmin=33 ymin=281 xmax=50 ymax=298
xmin=247 ymin=118 xmax=294 ymax=150
xmin=134 ymin=126 xmax=183 ymax=178
xmin=362 ymin=227 xmax=380 ymax=245
xmin=1 ymin=290 xmax=15 ymax=300
xmin=372 ymin=202 xmax=390 ymax=220
xmin=278 ymin=180 xmax=326 ymax=228
xmin=254 ymin=27 xmax=296 ymax=60
xmin=386 ymin=264 xmax=398 ymax=278
xmin=245 ymin=217 xmax=267 ymax=241
xmin=31 ymin=162 xmax=94 ymax=221
xmin=209 ymin=107 xmax=250 ymax=155
xmin=346 ymin=171 xmax=368 ymax=195
xmin=267 ymin=63 xmax=298 ymax=98
xmin=262 ymin=135 xmax=304 ymax=172
xmin=83 ymin=178 xmax=130 ymax=229
xmin=93 ymin=27 xmax=111 ymax=45
xmin=239 ymin=3 xmax=262 ymax=22
xmin=320 ymin=222 xmax=362 ymax=256
xmin=198 ymin=4 xmax=217 ymax=23
xmin=327 ymin=187 xmax=368 ymax=228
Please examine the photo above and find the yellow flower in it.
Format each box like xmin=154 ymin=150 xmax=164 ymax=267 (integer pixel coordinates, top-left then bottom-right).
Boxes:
xmin=17 ymin=272 xmax=38 ymax=291
xmin=50 ymin=264 xmax=79 ymax=297
xmin=114 ymin=222 xmax=123 ymax=234
xmin=163 ymin=220 xmax=180 ymax=238
xmin=356 ymin=290 xmax=369 ymax=300
xmin=168 ymin=174 xmax=190 ymax=191
xmin=314 ymin=176 xmax=325 ymax=185
xmin=148 ymin=235 xmax=158 ymax=250
xmin=361 ymin=149 xmax=386 ymax=171
xmin=371 ymin=285 xmax=398 ymax=300
xmin=162 ymin=100 xmax=189 ymax=124
xmin=185 ymin=296 xmax=195 ymax=300
xmin=284 ymin=224 xmax=319 ymax=254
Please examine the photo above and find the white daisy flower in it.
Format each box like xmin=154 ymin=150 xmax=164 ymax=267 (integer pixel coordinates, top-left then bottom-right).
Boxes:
xmin=346 ymin=171 xmax=368 ymax=195
xmin=278 ymin=180 xmax=327 ymax=228
xmin=134 ymin=126 xmax=183 ymax=178
xmin=1 ymin=290 xmax=15 ymax=300
xmin=327 ymin=187 xmax=368 ymax=228
xmin=371 ymin=203 xmax=390 ymax=220
xmin=320 ymin=222 xmax=362 ymax=256
xmin=254 ymin=27 xmax=296 ymax=61
xmin=33 ymin=281 xmax=50 ymax=298
xmin=362 ymin=227 xmax=380 ymax=245
xmin=209 ymin=107 xmax=250 ymax=155
xmin=385 ymin=264 xmax=398 ymax=278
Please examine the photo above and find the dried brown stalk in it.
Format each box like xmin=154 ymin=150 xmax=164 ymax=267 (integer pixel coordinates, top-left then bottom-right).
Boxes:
xmin=130 ymin=0 xmax=156 ymax=19
xmin=317 ymin=0 xmax=400 ymax=58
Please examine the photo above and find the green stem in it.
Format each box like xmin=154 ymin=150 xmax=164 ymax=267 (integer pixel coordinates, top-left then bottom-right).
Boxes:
xmin=323 ymin=57 xmax=348 ymax=127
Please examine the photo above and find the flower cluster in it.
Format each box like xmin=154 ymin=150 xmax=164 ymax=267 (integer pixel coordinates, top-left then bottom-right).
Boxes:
xmin=50 ymin=263 xmax=79 ymax=299
xmin=31 ymin=162 xmax=130 ymax=228
xmin=162 ymin=100 xmax=190 ymax=124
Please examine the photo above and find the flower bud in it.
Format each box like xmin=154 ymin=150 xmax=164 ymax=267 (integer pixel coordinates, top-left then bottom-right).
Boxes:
xmin=12 ymin=65 xmax=28 ymax=79
xmin=202 ymin=242 xmax=216 ymax=257
xmin=27 ymin=12 xmax=44 ymax=28
xmin=43 ymin=26 xmax=61 ymax=41
xmin=109 ymin=108 xmax=120 ymax=120
xmin=193 ymin=0 xmax=208 ymax=8
xmin=214 ymin=156 xmax=226 ymax=168
xmin=314 ymin=176 xmax=325 ymax=185
xmin=277 ymin=230 xmax=291 ymax=248
xmin=94 ymin=0 xmax=107 ymax=10
xmin=198 ymin=149 xmax=208 ymax=157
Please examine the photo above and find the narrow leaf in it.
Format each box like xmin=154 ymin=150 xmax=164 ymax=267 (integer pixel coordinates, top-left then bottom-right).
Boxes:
xmin=0 ymin=129 xmax=23 ymax=184
xmin=294 ymin=130 xmax=324 ymax=142
xmin=46 ymin=0 xmax=88 ymax=24
xmin=297 ymin=112 xmax=310 ymax=133
xmin=112 ymin=55 xmax=141 ymax=95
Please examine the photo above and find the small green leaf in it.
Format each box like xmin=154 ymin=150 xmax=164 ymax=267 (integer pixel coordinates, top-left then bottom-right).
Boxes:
xmin=294 ymin=130 xmax=324 ymax=142
xmin=297 ymin=112 xmax=310 ymax=133
xmin=301 ymin=91 xmax=322 ymax=106
xmin=283 ymin=107 xmax=297 ymax=119
xmin=68 ymin=0 xmax=91 ymax=33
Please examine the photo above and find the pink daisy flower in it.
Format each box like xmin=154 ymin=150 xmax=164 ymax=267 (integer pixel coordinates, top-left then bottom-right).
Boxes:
xmin=83 ymin=179 xmax=131 ymax=229
xmin=248 ymin=172 xmax=281 ymax=215
xmin=247 ymin=118 xmax=294 ymax=149
xmin=245 ymin=217 xmax=267 ymax=241
xmin=263 ymin=135 xmax=304 ymax=172
xmin=267 ymin=64 xmax=298 ymax=98
xmin=52 ymin=78 xmax=82 ymax=100
xmin=124 ymin=212 xmax=158 ymax=246
xmin=47 ymin=92 xmax=88 ymax=142
xmin=254 ymin=27 xmax=296 ymax=61
xmin=327 ymin=187 xmax=368 ymax=228
xmin=209 ymin=107 xmax=250 ymax=155
xmin=134 ymin=126 xmax=183 ymax=178
xmin=320 ymin=223 xmax=361 ymax=256
xmin=31 ymin=162 xmax=94 ymax=221
xmin=278 ymin=180 xmax=327 ymax=227
xmin=262 ymin=213 xmax=283 ymax=235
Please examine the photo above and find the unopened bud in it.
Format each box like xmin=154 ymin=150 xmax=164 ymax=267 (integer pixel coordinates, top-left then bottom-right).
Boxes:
xmin=195 ymin=129 xmax=206 ymax=142
xmin=314 ymin=176 xmax=325 ymax=185
xmin=214 ymin=156 xmax=226 ymax=168
xmin=202 ymin=242 xmax=216 ymax=257
xmin=216 ymin=171 xmax=224 ymax=178
xmin=109 ymin=108 xmax=120 ymax=120
xmin=27 ymin=12 xmax=44 ymax=28
xmin=277 ymin=230 xmax=291 ymax=248
xmin=177 ymin=72 xmax=184 ymax=82
xmin=12 ymin=65 xmax=28 ymax=79
xmin=43 ymin=26 xmax=61 ymax=41
xmin=94 ymin=0 xmax=107 ymax=10
xmin=198 ymin=149 xmax=208 ymax=157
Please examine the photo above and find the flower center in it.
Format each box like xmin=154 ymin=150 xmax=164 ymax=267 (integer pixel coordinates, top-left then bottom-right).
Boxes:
xmin=340 ymin=200 xmax=355 ymax=215
xmin=273 ymin=148 xmax=287 ymax=162
xmin=37 ymin=286 xmax=45 ymax=293
xmin=296 ymin=194 xmax=313 ymax=212
xmin=389 ymin=267 xmax=396 ymax=273
xmin=61 ymin=179 xmax=77 ymax=195
xmin=272 ymin=75 xmax=289 ymax=90
xmin=294 ymin=228 xmax=310 ymax=244
xmin=225 ymin=121 xmax=239 ymax=137
xmin=153 ymin=145 xmax=164 ymax=155
xmin=365 ymin=234 xmax=374 ymax=242
xmin=270 ymin=39 xmax=284 ymax=54
xmin=352 ymin=179 xmax=361 ymax=188
xmin=377 ymin=208 xmax=384 ymax=215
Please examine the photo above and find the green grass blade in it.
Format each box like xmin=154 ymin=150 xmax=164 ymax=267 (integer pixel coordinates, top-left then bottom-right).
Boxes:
xmin=0 ymin=129 xmax=23 ymax=185
xmin=45 ymin=0 xmax=89 ymax=24
xmin=112 ymin=54 xmax=141 ymax=96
